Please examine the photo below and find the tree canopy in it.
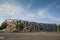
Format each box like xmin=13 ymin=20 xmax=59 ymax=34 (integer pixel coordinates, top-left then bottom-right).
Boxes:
xmin=58 ymin=25 xmax=60 ymax=32
xmin=0 ymin=22 xmax=7 ymax=30
xmin=16 ymin=23 xmax=24 ymax=31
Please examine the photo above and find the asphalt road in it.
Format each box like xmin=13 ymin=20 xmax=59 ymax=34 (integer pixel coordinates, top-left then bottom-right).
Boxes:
xmin=0 ymin=32 xmax=60 ymax=40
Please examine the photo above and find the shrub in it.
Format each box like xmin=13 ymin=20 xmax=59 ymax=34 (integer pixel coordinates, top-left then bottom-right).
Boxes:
xmin=0 ymin=22 xmax=7 ymax=30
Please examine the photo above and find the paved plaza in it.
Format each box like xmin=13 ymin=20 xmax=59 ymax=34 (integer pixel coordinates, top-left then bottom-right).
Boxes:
xmin=0 ymin=32 xmax=60 ymax=40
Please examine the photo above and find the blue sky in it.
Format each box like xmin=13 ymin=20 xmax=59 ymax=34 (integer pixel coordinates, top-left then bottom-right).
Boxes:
xmin=0 ymin=0 xmax=60 ymax=25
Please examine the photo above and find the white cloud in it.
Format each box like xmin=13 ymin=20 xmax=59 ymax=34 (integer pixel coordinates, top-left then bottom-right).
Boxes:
xmin=0 ymin=2 xmax=23 ymax=25
xmin=38 ymin=8 xmax=60 ymax=23
xmin=0 ymin=2 xmax=22 ymax=16
xmin=37 ymin=1 xmax=60 ymax=23
xmin=0 ymin=2 xmax=37 ymax=24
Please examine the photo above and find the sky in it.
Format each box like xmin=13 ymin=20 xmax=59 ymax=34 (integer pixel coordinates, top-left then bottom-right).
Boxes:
xmin=0 ymin=0 xmax=60 ymax=25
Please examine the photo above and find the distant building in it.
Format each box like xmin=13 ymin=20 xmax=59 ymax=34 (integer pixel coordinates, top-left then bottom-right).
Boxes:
xmin=3 ymin=19 xmax=57 ymax=32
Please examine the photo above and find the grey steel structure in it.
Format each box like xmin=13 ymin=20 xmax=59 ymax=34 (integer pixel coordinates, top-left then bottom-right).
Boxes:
xmin=5 ymin=19 xmax=57 ymax=32
xmin=17 ymin=20 xmax=57 ymax=32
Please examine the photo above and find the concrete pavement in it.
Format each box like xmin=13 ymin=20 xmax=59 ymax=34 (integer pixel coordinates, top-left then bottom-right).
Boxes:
xmin=0 ymin=32 xmax=60 ymax=40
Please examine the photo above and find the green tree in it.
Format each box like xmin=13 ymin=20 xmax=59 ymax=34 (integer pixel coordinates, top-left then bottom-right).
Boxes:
xmin=0 ymin=27 xmax=1 ymax=30
xmin=16 ymin=23 xmax=24 ymax=32
xmin=57 ymin=25 xmax=60 ymax=32
xmin=55 ymin=26 xmax=58 ymax=32
xmin=0 ymin=22 xmax=7 ymax=30
xmin=19 ymin=23 xmax=24 ymax=31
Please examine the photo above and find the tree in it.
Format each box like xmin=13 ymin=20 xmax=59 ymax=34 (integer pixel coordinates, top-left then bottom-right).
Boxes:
xmin=0 ymin=27 xmax=1 ymax=30
xmin=55 ymin=26 xmax=58 ymax=32
xmin=16 ymin=23 xmax=24 ymax=32
xmin=0 ymin=22 xmax=7 ymax=30
xmin=19 ymin=23 xmax=24 ymax=31
xmin=57 ymin=25 xmax=60 ymax=32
